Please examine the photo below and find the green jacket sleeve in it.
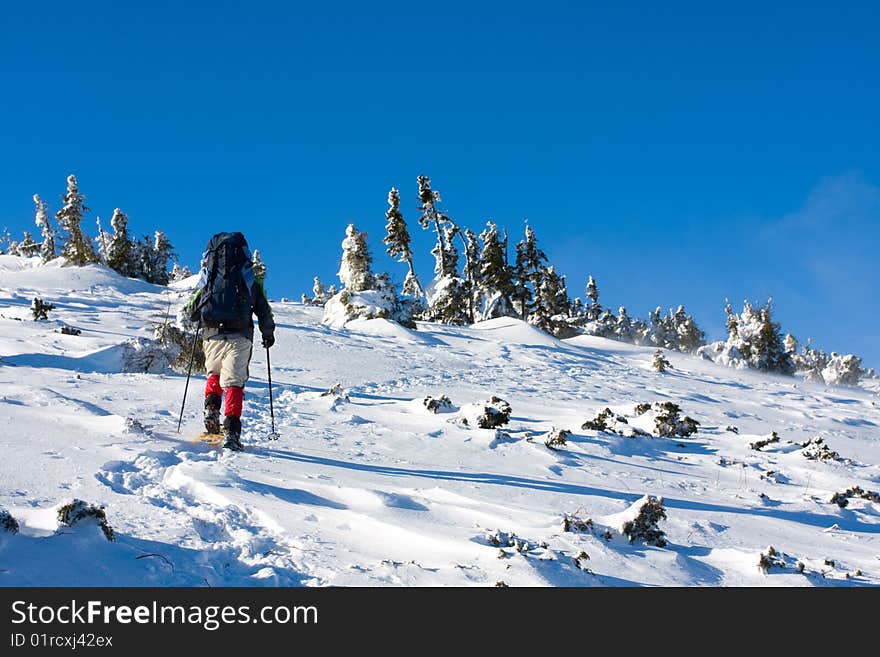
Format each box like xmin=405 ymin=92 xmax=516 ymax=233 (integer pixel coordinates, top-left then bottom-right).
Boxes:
xmin=253 ymin=279 xmax=275 ymax=338
xmin=185 ymin=288 xmax=203 ymax=323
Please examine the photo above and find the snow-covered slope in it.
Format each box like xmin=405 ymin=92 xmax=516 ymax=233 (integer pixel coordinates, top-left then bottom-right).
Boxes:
xmin=1 ymin=258 xmax=879 ymax=587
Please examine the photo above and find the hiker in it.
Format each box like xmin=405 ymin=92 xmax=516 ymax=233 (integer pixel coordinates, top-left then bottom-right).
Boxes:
xmin=185 ymin=232 xmax=275 ymax=451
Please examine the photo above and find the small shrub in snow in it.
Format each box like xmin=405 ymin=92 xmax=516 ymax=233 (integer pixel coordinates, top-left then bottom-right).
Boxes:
xmin=31 ymin=297 xmax=55 ymax=320
xmin=800 ymin=437 xmax=840 ymax=462
xmin=475 ymin=396 xmax=512 ymax=429
xmin=544 ymin=427 xmax=570 ymax=449
xmin=59 ymin=325 xmax=82 ymax=336
xmin=561 ymin=512 xmax=593 ymax=533
xmin=634 ymin=403 xmax=652 ymax=416
xmin=652 ymin=402 xmax=699 ymax=437
xmin=319 ymin=384 xmax=350 ymax=410
xmin=583 ymin=406 xmax=658 ymax=437
xmin=57 ymin=499 xmax=115 ymax=542
xmin=829 ymin=486 xmax=880 ymax=508
xmin=485 ymin=529 xmax=550 ymax=563
xmin=124 ymin=417 xmax=152 ymax=435
xmin=494 ymin=581 xmax=508 ymax=587
xmin=574 ymin=551 xmax=591 ymax=569
xmin=493 ymin=430 xmax=514 ymax=443
xmin=423 ymin=395 xmax=453 ymax=413
xmin=122 ymin=337 xmax=175 ymax=374
xmin=652 ymin=349 xmax=671 ymax=373
xmin=150 ymin=321 xmax=205 ymax=374
xmin=0 ymin=507 xmax=20 ymax=534
xmin=320 ymin=383 xmax=345 ymax=397
xmin=582 ymin=407 xmax=627 ymax=432
xmin=725 ymin=425 xmax=740 ymax=434
xmin=759 ymin=470 xmax=786 ymax=484
xmin=486 ymin=529 xmax=529 ymax=553
xmin=758 ymin=546 xmax=787 ymax=573
xmin=749 ymin=432 xmax=780 ymax=451
xmin=620 ymin=495 xmax=667 ymax=547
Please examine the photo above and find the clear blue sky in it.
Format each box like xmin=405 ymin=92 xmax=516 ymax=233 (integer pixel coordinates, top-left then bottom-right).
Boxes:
xmin=1 ymin=1 xmax=878 ymax=369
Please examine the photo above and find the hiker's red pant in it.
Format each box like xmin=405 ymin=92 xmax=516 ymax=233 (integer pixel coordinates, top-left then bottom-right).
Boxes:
xmin=205 ymin=375 xmax=244 ymax=418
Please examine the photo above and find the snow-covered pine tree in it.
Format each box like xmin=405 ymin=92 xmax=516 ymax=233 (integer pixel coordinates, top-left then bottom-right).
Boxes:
xmin=670 ymin=305 xmax=706 ymax=352
xmin=55 ymin=174 xmax=99 ymax=266
xmin=615 ymin=306 xmax=634 ymax=342
xmin=474 ymin=221 xmax=515 ymax=320
xmin=130 ymin=236 xmax=148 ymax=280
xmin=416 ymin=176 xmax=447 ymax=276
xmin=585 ymin=275 xmax=601 ymax=320
xmin=513 ymin=225 xmax=547 ymax=320
xmin=431 ymin=222 xmax=458 ymax=278
xmin=303 ymin=276 xmax=335 ymax=306
xmin=313 ymin=276 xmax=327 ymax=303
xmin=822 ymin=353 xmax=866 ymax=386
xmin=105 ymin=209 xmax=136 ymax=277
xmin=151 ymin=231 xmax=174 ymax=284
xmin=323 ymin=226 xmax=416 ymax=328
xmin=652 ymin=349 xmax=671 ymax=372
xmin=95 ymin=217 xmax=110 ymax=264
xmin=416 ymin=175 xmax=473 ymax=323
xmin=132 ymin=231 xmax=174 ymax=284
xmin=718 ymin=300 xmax=794 ymax=374
xmin=31 ymin=297 xmax=55 ymax=320
xmin=462 ymin=228 xmax=480 ymax=320
xmin=643 ymin=306 xmax=666 ymax=347
xmin=753 ymin=302 xmax=794 ymax=374
xmin=383 ymin=187 xmax=424 ymax=298
xmin=724 ymin=302 xmax=738 ymax=338
xmin=630 ymin=316 xmax=648 ymax=345
xmin=793 ymin=339 xmax=829 ymax=383
xmin=169 ymin=263 xmax=193 ymax=283
xmin=531 ymin=265 xmax=570 ymax=335
xmin=15 ymin=231 xmax=40 ymax=257
xmin=426 ymin=224 xmax=470 ymax=324
xmin=632 ymin=306 xmax=693 ymax=351
xmin=417 ymin=175 xmax=451 ymax=276
xmin=784 ymin=333 xmax=798 ymax=356
xmin=338 ymin=224 xmax=374 ymax=292
xmin=252 ymin=249 xmax=267 ymax=282
xmin=33 ymin=194 xmax=56 ymax=262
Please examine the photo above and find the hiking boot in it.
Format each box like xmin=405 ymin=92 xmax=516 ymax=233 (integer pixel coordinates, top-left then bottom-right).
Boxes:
xmin=223 ymin=416 xmax=243 ymax=452
xmin=204 ymin=393 xmax=221 ymax=435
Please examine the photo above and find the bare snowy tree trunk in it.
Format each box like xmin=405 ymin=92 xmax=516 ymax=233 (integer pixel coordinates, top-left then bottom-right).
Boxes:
xmin=405 ymin=255 xmax=425 ymax=299
xmin=454 ymin=228 xmax=475 ymax=323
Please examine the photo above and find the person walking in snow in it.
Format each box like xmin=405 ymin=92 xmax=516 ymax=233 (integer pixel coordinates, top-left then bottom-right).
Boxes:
xmin=185 ymin=232 xmax=275 ymax=451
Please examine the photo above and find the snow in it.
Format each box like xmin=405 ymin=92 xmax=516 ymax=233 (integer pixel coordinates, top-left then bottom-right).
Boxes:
xmin=322 ymin=288 xmax=397 ymax=328
xmin=1 ymin=256 xmax=879 ymax=587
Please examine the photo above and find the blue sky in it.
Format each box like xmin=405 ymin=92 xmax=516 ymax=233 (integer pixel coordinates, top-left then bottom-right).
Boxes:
xmin=1 ymin=1 xmax=878 ymax=368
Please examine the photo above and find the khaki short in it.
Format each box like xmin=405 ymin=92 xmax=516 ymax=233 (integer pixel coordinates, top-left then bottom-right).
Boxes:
xmin=203 ymin=336 xmax=253 ymax=389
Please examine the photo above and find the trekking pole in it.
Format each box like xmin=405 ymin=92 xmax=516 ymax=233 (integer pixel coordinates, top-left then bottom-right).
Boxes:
xmin=266 ymin=346 xmax=280 ymax=440
xmin=176 ymin=319 xmax=202 ymax=434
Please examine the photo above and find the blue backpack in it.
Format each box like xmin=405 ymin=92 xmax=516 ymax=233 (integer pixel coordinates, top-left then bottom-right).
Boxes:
xmin=197 ymin=232 xmax=254 ymax=330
